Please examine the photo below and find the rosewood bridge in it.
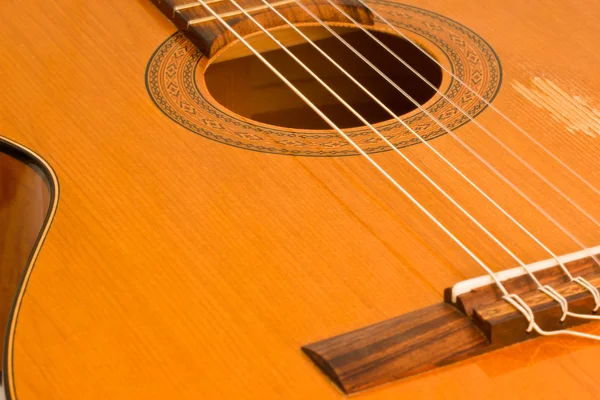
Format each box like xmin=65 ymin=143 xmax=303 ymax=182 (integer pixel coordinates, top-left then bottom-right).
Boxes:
xmin=302 ymin=247 xmax=600 ymax=394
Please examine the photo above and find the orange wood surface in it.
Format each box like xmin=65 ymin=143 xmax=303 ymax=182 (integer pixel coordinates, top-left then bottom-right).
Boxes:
xmin=1 ymin=0 xmax=600 ymax=398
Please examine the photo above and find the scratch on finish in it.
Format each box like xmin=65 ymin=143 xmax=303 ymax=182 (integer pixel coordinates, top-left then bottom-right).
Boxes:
xmin=513 ymin=77 xmax=600 ymax=138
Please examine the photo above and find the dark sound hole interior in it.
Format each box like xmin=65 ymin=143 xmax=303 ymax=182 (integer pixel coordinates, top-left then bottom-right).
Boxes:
xmin=205 ymin=28 xmax=443 ymax=130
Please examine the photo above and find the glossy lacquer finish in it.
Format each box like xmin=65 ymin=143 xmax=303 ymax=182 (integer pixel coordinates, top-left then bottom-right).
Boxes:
xmin=1 ymin=0 xmax=600 ymax=399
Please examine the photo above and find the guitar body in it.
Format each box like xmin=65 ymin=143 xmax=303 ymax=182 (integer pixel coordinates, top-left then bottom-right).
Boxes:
xmin=1 ymin=0 xmax=600 ymax=398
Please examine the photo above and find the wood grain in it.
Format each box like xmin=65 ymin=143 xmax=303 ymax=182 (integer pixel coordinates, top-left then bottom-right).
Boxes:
xmin=1 ymin=0 xmax=600 ymax=399
xmin=303 ymin=303 xmax=488 ymax=394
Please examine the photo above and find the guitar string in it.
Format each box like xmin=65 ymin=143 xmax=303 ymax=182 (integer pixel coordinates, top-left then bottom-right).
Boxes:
xmin=288 ymin=0 xmax=600 ymax=311
xmin=192 ymin=0 xmax=510 ymax=293
xmin=315 ymin=0 xmax=600 ymax=254
xmin=540 ymin=285 xmax=600 ymax=322
xmin=219 ymin=0 xmax=551 ymax=289
xmin=257 ymin=0 xmax=600 ymax=316
xmin=251 ymin=2 xmax=600 ymax=322
xmin=174 ymin=0 xmax=600 ymax=314
xmin=194 ymin=0 xmax=600 ymax=336
xmin=354 ymin=0 xmax=600 ymax=200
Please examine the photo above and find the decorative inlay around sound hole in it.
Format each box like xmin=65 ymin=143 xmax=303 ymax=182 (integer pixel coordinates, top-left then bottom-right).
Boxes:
xmin=146 ymin=1 xmax=502 ymax=156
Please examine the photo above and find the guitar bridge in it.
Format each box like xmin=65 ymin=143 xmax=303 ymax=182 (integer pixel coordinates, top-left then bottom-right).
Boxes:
xmin=302 ymin=248 xmax=600 ymax=394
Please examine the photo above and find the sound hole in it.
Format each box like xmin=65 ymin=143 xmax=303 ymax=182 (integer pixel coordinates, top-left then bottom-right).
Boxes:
xmin=204 ymin=27 xmax=443 ymax=130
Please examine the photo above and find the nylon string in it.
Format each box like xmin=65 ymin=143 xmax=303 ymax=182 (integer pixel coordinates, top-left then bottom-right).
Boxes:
xmin=259 ymin=0 xmax=600 ymax=317
xmin=316 ymin=0 xmax=600 ymax=272
xmin=189 ymin=0 xmax=600 ymax=338
xmin=289 ymin=0 xmax=600 ymax=313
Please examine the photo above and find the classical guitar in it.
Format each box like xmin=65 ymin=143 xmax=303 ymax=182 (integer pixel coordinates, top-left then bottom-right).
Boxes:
xmin=2 ymin=0 xmax=600 ymax=398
